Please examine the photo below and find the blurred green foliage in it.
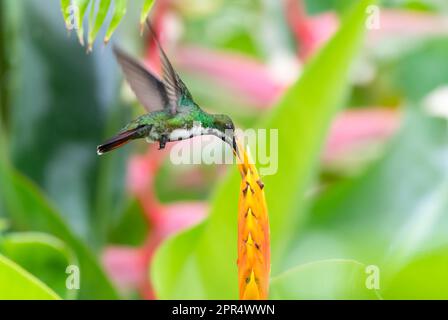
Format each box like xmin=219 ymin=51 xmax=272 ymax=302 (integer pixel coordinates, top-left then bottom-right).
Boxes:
xmin=270 ymin=259 xmax=379 ymax=299
xmin=60 ymin=0 xmax=154 ymax=49
xmin=0 ymin=254 xmax=60 ymax=299
xmin=0 ymin=232 xmax=77 ymax=299
xmin=152 ymin=0 xmax=374 ymax=299
xmin=0 ymin=0 xmax=447 ymax=300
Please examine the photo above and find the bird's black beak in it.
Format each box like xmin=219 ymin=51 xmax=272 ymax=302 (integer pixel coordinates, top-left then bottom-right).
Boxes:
xmin=232 ymin=136 xmax=241 ymax=160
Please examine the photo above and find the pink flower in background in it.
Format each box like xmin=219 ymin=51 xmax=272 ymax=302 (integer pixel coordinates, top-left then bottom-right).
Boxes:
xmin=284 ymin=0 xmax=339 ymax=60
xmin=368 ymin=10 xmax=448 ymax=44
xmin=324 ymin=108 xmax=400 ymax=163
xmin=285 ymin=1 xmax=448 ymax=58
xmin=176 ymin=46 xmax=285 ymax=109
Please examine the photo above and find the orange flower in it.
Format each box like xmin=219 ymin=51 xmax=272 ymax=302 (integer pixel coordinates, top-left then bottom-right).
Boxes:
xmin=236 ymin=143 xmax=270 ymax=300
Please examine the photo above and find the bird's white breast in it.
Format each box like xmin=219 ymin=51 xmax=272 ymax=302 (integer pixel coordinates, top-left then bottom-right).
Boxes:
xmin=169 ymin=126 xmax=221 ymax=141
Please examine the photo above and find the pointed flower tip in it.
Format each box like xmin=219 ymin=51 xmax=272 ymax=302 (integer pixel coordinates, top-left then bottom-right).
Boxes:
xmin=242 ymin=271 xmax=261 ymax=300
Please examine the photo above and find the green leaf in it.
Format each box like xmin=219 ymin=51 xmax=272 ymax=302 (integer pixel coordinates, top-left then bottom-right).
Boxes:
xmin=60 ymin=0 xmax=72 ymax=29
xmin=270 ymin=259 xmax=380 ymax=299
xmin=305 ymin=107 xmax=448 ymax=267
xmin=73 ymin=0 xmax=91 ymax=46
xmin=152 ymin=223 xmax=207 ymax=299
xmin=382 ymin=247 xmax=448 ymax=299
xmin=260 ymin=0 xmax=374 ymax=268
xmin=304 ymin=0 xmax=359 ymax=14
xmin=140 ymin=0 xmax=155 ymax=32
xmin=386 ymin=180 xmax=448 ymax=269
xmin=152 ymin=0 xmax=374 ymax=299
xmin=0 ymin=254 xmax=61 ymax=300
xmin=0 ymin=160 xmax=119 ymax=299
xmin=60 ymin=0 xmax=152 ymax=49
xmin=88 ymin=0 xmax=112 ymax=51
xmin=104 ymin=0 xmax=128 ymax=44
xmin=289 ymin=98 xmax=448 ymax=300
xmin=108 ymin=200 xmax=148 ymax=246
xmin=391 ymin=38 xmax=448 ymax=103
xmin=0 ymin=232 xmax=78 ymax=299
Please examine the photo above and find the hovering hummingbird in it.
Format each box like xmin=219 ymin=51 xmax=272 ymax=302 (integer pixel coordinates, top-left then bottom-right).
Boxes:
xmin=97 ymin=23 xmax=238 ymax=157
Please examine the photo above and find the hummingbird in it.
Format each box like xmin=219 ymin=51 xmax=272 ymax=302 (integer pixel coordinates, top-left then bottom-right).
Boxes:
xmin=97 ymin=23 xmax=238 ymax=157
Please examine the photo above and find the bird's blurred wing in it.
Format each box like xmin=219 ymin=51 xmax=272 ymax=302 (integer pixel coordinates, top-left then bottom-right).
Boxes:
xmin=147 ymin=21 xmax=194 ymax=114
xmin=114 ymin=46 xmax=169 ymax=112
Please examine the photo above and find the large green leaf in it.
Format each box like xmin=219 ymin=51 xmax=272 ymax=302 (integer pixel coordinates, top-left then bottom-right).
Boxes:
xmin=0 ymin=254 xmax=61 ymax=300
xmin=295 ymin=40 xmax=448 ymax=273
xmin=0 ymin=160 xmax=119 ymax=299
xmin=152 ymin=223 xmax=207 ymax=299
xmin=108 ymin=199 xmax=148 ymax=246
xmin=0 ymin=232 xmax=78 ymax=299
xmin=298 ymin=107 xmax=448 ymax=268
xmin=270 ymin=259 xmax=380 ymax=300
xmin=382 ymin=246 xmax=448 ymax=299
xmin=152 ymin=0 xmax=374 ymax=299
xmin=391 ymin=38 xmax=448 ymax=104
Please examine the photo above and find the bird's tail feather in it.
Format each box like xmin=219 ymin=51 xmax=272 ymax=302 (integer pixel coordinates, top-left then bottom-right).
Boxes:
xmin=97 ymin=126 xmax=146 ymax=155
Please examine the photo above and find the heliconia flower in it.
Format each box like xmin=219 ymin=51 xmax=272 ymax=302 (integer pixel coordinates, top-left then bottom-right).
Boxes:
xmin=236 ymin=143 xmax=270 ymax=300
xmin=176 ymin=46 xmax=285 ymax=109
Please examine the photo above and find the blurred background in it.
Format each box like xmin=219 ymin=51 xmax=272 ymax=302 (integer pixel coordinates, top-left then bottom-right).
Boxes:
xmin=0 ymin=0 xmax=448 ymax=299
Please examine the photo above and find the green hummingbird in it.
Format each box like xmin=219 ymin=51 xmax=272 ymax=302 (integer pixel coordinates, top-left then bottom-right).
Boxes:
xmin=97 ymin=24 xmax=238 ymax=157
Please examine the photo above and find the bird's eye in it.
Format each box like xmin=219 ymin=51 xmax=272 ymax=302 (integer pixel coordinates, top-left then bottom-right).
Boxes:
xmin=225 ymin=123 xmax=234 ymax=130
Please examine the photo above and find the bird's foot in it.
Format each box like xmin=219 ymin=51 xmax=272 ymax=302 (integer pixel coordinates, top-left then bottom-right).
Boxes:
xmin=158 ymin=136 xmax=168 ymax=150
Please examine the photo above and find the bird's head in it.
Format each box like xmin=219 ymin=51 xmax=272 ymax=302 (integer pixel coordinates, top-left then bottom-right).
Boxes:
xmin=212 ymin=114 xmax=239 ymax=157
